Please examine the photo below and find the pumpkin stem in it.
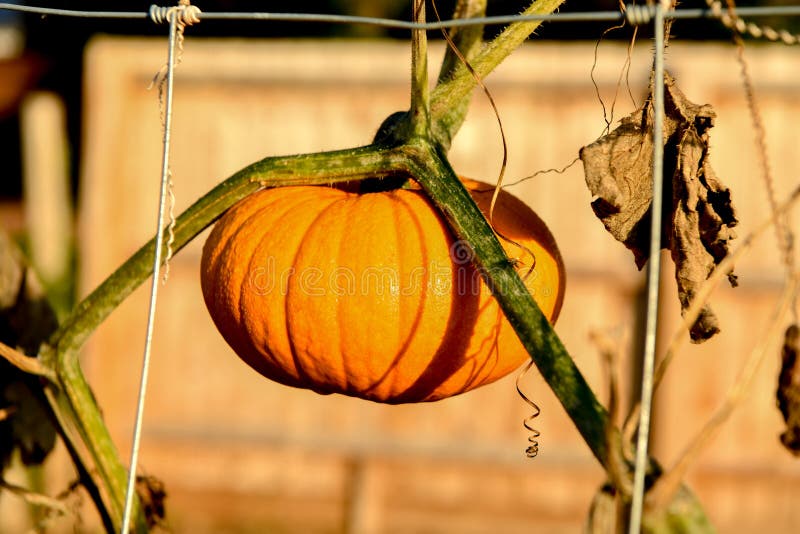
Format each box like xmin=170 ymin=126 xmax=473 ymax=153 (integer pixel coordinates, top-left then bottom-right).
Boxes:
xmin=430 ymin=0 xmax=487 ymax=151
xmin=435 ymin=0 xmax=487 ymax=86
xmin=410 ymin=0 xmax=431 ymax=141
xmin=358 ymin=0 xmax=432 ymax=194
xmin=429 ymin=0 xmax=567 ymax=149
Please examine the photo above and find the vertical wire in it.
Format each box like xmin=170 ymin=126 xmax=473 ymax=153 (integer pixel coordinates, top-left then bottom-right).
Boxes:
xmin=120 ymin=11 xmax=179 ymax=534
xmin=628 ymin=3 xmax=667 ymax=532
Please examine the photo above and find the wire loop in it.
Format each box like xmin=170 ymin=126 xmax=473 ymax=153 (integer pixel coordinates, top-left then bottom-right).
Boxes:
xmin=625 ymin=1 xmax=671 ymax=27
xmin=149 ymin=1 xmax=201 ymax=27
xmin=625 ymin=5 xmax=656 ymax=27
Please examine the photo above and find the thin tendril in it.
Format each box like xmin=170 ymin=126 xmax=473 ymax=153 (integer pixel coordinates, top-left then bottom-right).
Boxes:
xmin=591 ymin=19 xmax=627 ymax=135
xmin=515 ymin=360 xmax=541 ymax=458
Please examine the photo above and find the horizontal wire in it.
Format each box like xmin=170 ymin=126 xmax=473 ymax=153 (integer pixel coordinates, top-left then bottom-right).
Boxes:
xmin=1 ymin=3 xmax=800 ymax=27
xmin=0 ymin=4 xmax=147 ymax=19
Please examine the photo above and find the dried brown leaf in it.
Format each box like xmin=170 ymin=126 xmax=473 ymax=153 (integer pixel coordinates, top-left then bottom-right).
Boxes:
xmin=778 ymin=324 xmax=800 ymax=455
xmin=0 ymin=232 xmax=58 ymax=468
xmin=580 ymin=71 xmax=738 ymax=342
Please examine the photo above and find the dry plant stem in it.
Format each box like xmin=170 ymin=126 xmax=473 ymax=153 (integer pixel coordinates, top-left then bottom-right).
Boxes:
xmin=0 ymin=478 xmax=70 ymax=516
xmin=648 ymin=273 xmax=800 ymax=511
xmin=590 ymin=17 xmax=626 ymax=135
xmin=623 ymin=184 xmax=800 ymax=449
xmin=430 ymin=0 xmax=566 ymax=146
xmin=591 ymin=329 xmax=633 ymax=499
xmin=731 ymin=30 xmax=798 ymax=318
xmin=0 ymin=340 xmax=54 ymax=379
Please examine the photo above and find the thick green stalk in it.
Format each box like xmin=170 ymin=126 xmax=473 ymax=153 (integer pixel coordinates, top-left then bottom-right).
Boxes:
xmin=403 ymin=144 xmax=710 ymax=529
xmin=48 ymin=145 xmax=404 ymax=356
xmin=430 ymin=0 xmax=567 ymax=146
xmin=410 ymin=0 xmax=430 ymax=139
xmin=402 ymin=139 xmax=613 ymax=468
xmin=42 ymin=144 xmax=406 ymax=532
xmin=40 ymin=351 xmax=144 ymax=532
xmin=432 ymin=0 xmax=487 ymax=150
xmin=38 ymin=116 xmax=713 ymax=533
xmin=436 ymin=0 xmax=487 ymax=85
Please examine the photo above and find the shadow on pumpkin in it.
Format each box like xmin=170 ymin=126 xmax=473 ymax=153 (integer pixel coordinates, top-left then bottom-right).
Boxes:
xmin=361 ymin=193 xmax=509 ymax=404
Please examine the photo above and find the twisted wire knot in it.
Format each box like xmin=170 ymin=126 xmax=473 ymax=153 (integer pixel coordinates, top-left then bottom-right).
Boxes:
xmin=625 ymin=4 xmax=656 ymax=26
xmin=624 ymin=2 xmax=671 ymax=27
xmin=149 ymin=1 xmax=201 ymax=26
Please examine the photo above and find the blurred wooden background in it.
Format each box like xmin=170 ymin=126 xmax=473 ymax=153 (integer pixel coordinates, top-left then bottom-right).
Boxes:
xmin=5 ymin=37 xmax=799 ymax=532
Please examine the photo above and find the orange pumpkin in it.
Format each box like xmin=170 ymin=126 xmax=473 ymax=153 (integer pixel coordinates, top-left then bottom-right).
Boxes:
xmin=200 ymin=178 xmax=565 ymax=403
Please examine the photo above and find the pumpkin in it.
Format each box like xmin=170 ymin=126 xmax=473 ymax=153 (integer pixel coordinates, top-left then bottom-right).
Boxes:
xmin=200 ymin=178 xmax=565 ymax=403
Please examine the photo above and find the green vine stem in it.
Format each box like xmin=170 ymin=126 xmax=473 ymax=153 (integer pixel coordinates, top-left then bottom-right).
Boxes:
xmin=433 ymin=0 xmax=487 ymax=151
xmin=410 ymin=0 xmax=430 ymax=139
xmin=430 ymin=0 xmax=567 ymax=147
xmin=23 ymin=134 xmax=711 ymax=530
xmin=46 ymin=137 xmax=612 ymax=512
xmin=436 ymin=0 xmax=487 ymax=84
xmin=48 ymin=146 xmax=405 ymax=356
xmin=38 ymin=364 xmax=139 ymax=532
xmin=403 ymin=139 xmax=614 ymax=467
xmin=403 ymin=140 xmax=713 ymax=533
xmin=41 ymin=145 xmax=407 ymax=533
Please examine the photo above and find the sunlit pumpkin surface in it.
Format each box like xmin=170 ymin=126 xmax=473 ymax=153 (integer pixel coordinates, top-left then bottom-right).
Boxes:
xmin=201 ymin=178 xmax=565 ymax=403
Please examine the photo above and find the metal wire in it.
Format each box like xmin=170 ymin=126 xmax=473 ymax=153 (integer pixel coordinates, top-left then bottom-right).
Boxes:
xmin=119 ymin=10 xmax=180 ymax=534
xmin=0 ymin=3 xmax=146 ymax=19
xmin=1 ymin=3 xmax=800 ymax=27
xmin=628 ymin=2 xmax=668 ymax=532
